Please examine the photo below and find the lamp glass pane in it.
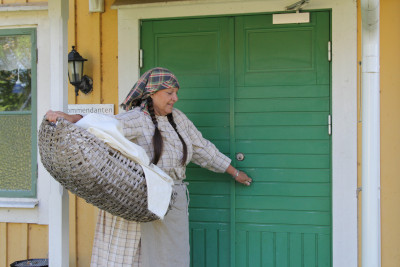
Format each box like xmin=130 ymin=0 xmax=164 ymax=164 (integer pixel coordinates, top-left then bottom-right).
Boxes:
xmin=68 ymin=61 xmax=75 ymax=82
xmin=76 ymin=61 xmax=84 ymax=81
xmin=68 ymin=61 xmax=83 ymax=84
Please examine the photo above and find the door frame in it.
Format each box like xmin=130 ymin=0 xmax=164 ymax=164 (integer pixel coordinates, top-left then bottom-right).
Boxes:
xmin=113 ymin=1 xmax=357 ymax=266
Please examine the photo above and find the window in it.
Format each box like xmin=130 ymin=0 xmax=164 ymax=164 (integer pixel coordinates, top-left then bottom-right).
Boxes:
xmin=0 ymin=28 xmax=37 ymax=198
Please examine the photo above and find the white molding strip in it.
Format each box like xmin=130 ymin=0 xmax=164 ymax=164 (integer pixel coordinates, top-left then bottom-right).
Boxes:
xmin=361 ymin=0 xmax=381 ymax=266
xmin=0 ymin=198 xmax=39 ymax=209
xmin=0 ymin=3 xmax=48 ymax=12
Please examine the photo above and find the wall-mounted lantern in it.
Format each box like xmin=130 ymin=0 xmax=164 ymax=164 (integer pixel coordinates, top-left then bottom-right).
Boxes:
xmin=68 ymin=46 xmax=93 ymax=96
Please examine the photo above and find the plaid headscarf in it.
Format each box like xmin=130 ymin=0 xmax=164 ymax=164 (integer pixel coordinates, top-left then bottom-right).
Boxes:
xmin=121 ymin=67 xmax=180 ymax=111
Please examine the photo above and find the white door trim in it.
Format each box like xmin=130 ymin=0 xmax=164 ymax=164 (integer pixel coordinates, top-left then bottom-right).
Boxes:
xmin=115 ymin=1 xmax=358 ymax=266
xmin=48 ymin=0 xmax=70 ymax=265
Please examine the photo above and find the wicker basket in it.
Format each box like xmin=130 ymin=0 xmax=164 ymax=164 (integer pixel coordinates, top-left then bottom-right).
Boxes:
xmin=38 ymin=117 xmax=174 ymax=222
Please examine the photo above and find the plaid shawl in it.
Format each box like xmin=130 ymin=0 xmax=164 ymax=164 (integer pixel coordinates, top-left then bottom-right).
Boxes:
xmin=121 ymin=67 xmax=180 ymax=111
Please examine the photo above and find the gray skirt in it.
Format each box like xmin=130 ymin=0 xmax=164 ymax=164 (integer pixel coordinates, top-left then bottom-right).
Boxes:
xmin=141 ymin=183 xmax=190 ymax=267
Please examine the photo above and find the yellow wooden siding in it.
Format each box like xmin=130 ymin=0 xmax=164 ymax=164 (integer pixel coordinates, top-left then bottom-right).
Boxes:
xmin=1 ymin=0 xmax=27 ymax=4
xmin=69 ymin=193 xmax=77 ymax=267
xmin=0 ymin=223 xmax=6 ymax=267
xmin=68 ymin=0 xmax=77 ymax=103
xmin=99 ymin=0 xmax=119 ymax=106
xmin=27 ymin=224 xmax=49 ymax=259
xmin=380 ymin=0 xmax=400 ymax=266
xmin=0 ymin=223 xmax=48 ymax=266
xmin=67 ymin=0 xmax=119 ymax=107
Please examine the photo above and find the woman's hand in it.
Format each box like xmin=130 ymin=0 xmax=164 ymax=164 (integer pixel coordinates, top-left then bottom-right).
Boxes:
xmin=226 ymin=165 xmax=252 ymax=186
xmin=45 ymin=110 xmax=82 ymax=123
xmin=234 ymin=171 xmax=252 ymax=186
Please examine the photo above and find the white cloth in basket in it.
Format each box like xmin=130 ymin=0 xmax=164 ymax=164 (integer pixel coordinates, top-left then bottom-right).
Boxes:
xmin=75 ymin=113 xmax=173 ymax=219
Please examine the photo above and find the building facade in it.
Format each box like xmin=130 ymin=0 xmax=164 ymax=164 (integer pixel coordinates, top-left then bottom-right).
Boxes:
xmin=0 ymin=0 xmax=399 ymax=266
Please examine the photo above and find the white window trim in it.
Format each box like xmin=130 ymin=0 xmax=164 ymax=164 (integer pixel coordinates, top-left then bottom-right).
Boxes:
xmin=0 ymin=198 xmax=39 ymax=208
xmin=0 ymin=10 xmax=52 ymax=225
xmin=114 ymin=0 xmax=358 ymax=266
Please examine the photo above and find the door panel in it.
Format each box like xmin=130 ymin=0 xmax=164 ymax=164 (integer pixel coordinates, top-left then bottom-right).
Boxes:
xmin=142 ymin=17 xmax=233 ymax=266
xmin=141 ymin=11 xmax=331 ymax=266
xmin=234 ymin=12 xmax=331 ymax=266
xmin=235 ymin=13 xmax=330 ymax=86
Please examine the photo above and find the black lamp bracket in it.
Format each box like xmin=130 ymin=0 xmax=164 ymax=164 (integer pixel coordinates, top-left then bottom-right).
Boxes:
xmin=74 ymin=75 xmax=93 ymax=96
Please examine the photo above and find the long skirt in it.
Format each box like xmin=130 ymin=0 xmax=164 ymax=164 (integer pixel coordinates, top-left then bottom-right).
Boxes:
xmin=91 ymin=183 xmax=189 ymax=267
xmin=141 ymin=183 xmax=190 ymax=267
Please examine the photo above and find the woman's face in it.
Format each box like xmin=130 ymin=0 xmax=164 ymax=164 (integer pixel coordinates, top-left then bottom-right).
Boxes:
xmin=150 ymin=87 xmax=179 ymax=116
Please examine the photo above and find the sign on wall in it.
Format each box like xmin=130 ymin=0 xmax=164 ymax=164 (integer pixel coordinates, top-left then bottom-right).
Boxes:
xmin=68 ymin=104 xmax=114 ymax=115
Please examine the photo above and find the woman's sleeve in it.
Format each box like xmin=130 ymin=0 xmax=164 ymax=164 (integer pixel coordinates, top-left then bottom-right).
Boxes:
xmin=114 ymin=110 xmax=142 ymax=140
xmin=185 ymin=116 xmax=231 ymax=173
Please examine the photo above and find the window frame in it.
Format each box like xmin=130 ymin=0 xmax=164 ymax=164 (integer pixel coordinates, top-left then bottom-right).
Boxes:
xmin=0 ymin=27 xmax=37 ymax=198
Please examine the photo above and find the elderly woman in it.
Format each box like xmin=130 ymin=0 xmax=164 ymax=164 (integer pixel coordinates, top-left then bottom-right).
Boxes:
xmin=46 ymin=67 xmax=252 ymax=267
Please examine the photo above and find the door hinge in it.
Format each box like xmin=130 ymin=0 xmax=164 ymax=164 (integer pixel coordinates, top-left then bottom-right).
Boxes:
xmin=328 ymin=41 xmax=332 ymax=62
xmin=328 ymin=114 xmax=332 ymax=135
xmin=139 ymin=49 xmax=143 ymax=68
xmin=36 ymin=48 xmax=38 ymax=64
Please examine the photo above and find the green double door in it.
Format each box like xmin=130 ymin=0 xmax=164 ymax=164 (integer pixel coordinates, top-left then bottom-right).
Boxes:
xmin=141 ymin=12 xmax=331 ymax=267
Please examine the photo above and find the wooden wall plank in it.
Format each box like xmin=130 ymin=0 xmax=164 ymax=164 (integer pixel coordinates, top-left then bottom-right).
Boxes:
xmin=68 ymin=0 xmax=77 ymax=103
xmin=69 ymin=193 xmax=77 ymax=267
xmin=28 ymin=224 xmax=48 ymax=259
xmin=76 ymin=198 xmax=96 ymax=267
xmin=0 ymin=223 xmax=7 ymax=267
xmin=101 ymin=0 xmax=119 ymax=109
xmin=380 ymin=1 xmax=400 ymax=267
xmin=75 ymin=0 xmax=101 ymax=105
xmin=2 ymin=0 xmax=27 ymax=4
xmin=7 ymin=223 xmax=28 ymax=266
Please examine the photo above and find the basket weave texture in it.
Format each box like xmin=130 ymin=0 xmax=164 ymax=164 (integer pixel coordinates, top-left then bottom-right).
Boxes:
xmin=38 ymin=117 xmax=173 ymax=222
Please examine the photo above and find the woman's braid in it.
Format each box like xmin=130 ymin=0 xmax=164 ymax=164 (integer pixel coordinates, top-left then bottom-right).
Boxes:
xmin=147 ymin=98 xmax=163 ymax=165
xmin=167 ymin=113 xmax=188 ymax=166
